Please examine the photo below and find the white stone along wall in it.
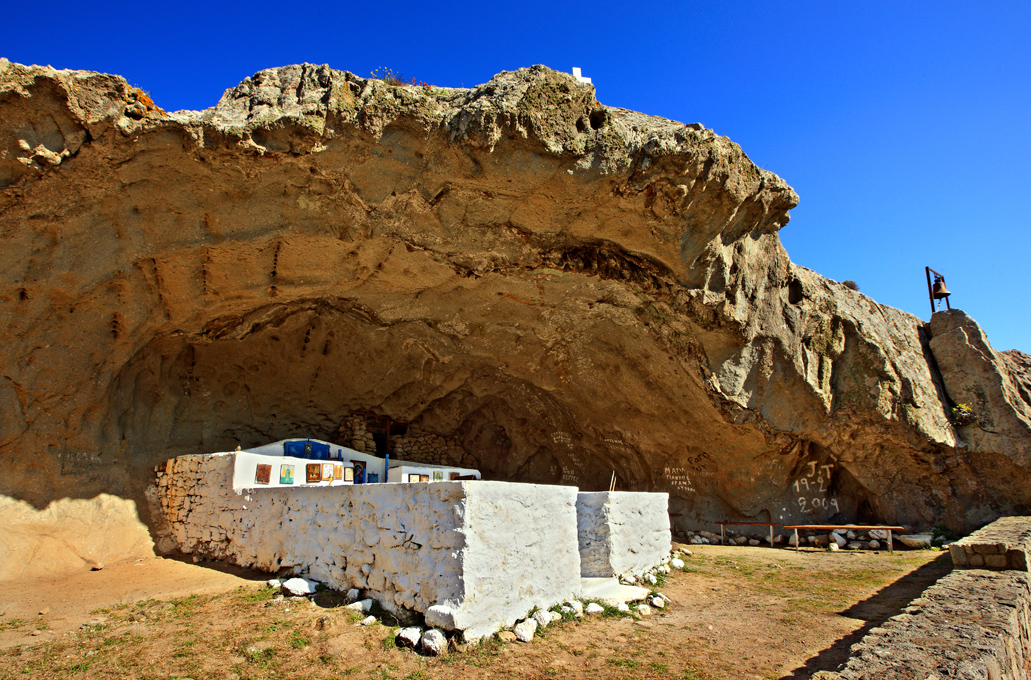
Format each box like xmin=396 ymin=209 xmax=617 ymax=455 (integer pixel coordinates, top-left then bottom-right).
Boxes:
xmin=576 ymin=491 xmax=671 ymax=577
xmin=156 ymin=453 xmax=581 ymax=638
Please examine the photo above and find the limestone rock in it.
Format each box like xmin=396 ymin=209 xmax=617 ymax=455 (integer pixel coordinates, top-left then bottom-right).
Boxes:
xmin=395 ymin=626 xmax=422 ymax=648
xmin=869 ymin=539 xmax=881 ymax=550
xmin=497 ymin=631 xmax=517 ymax=643
xmin=1 ymin=60 xmax=1031 ymax=582
xmin=898 ymin=534 xmax=932 ymax=549
xmin=649 ymin=596 xmax=665 ymax=609
xmin=532 ymin=609 xmax=552 ymax=628
xmin=420 ymin=628 xmax=447 ymax=656
xmin=281 ymin=578 xmax=319 ymax=597
xmin=670 ymin=558 xmax=685 ymax=569
xmin=513 ymin=619 xmax=537 ymax=642
xmin=344 ymin=599 xmax=373 ymax=613
xmin=585 ymin=603 xmax=604 ymax=615
xmin=359 ymin=615 xmax=377 ymax=626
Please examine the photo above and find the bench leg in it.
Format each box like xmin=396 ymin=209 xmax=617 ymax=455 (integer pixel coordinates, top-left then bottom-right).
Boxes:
xmin=770 ymin=525 xmax=774 ymax=547
xmin=795 ymin=528 xmax=800 ymax=552
xmin=888 ymin=532 xmax=893 ymax=555
xmin=720 ymin=524 xmax=725 ymax=546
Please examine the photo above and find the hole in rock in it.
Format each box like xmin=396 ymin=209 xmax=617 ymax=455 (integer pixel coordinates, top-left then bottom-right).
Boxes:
xmin=589 ymin=110 xmax=606 ymax=130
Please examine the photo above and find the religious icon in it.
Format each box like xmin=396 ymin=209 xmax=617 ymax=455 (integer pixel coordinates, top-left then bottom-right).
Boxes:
xmin=352 ymin=461 xmax=366 ymax=484
xmin=433 ymin=471 xmax=444 ymax=482
xmin=408 ymin=474 xmax=421 ymax=483
xmin=367 ymin=473 xmax=379 ymax=483
xmin=344 ymin=467 xmax=354 ymax=482
xmin=419 ymin=475 xmax=429 ymax=482
xmin=333 ymin=464 xmax=343 ymax=480
xmin=255 ymin=464 xmax=271 ymax=485
xmin=306 ymin=463 xmax=321 ymax=484
xmin=322 ymin=463 xmax=334 ymax=481
xmin=450 ymin=472 xmax=461 ymax=480
xmin=280 ymin=464 xmax=294 ymax=484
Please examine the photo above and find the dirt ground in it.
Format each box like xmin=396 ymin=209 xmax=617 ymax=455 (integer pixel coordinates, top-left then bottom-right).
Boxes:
xmin=0 ymin=543 xmax=951 ymax=679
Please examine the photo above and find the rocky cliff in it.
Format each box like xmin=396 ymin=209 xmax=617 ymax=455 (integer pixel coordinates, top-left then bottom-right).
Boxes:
xmin=2 ymin=58 xmax=1030 ymax=570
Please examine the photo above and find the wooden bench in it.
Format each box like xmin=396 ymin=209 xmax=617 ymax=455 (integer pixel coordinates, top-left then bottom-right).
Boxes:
xmin=783 ymin=525 xmax=906 ymax=554
xmin=716 ymin=521 xmax=781 ymax=547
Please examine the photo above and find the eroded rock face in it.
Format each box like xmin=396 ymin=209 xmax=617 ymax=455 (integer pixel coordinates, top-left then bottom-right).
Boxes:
xmin=2 ymin=57 xmax=1031 ymax=567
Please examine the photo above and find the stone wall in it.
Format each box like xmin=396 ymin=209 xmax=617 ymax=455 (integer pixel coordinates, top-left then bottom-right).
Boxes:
xmin=576 ymin=491 xmax=671 ymax=577
xmin=834 ymin=569 xmax=1031 ymax=679
xmin=156 ymin=453 xmax=581 ymax=638
xmin=833 ymin=516 xmax=1031 ymax=678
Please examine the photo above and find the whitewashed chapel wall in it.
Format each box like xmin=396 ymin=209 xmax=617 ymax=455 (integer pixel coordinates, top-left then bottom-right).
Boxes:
xmin=156 ymin=453 xmax=581 ymax=638
xmin=576 ymin=491 xmax=671 ymax=577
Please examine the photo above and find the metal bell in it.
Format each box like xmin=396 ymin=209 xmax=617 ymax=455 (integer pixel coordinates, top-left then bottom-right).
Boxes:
xmin=932 ymin=279 xmax=950 ymax=300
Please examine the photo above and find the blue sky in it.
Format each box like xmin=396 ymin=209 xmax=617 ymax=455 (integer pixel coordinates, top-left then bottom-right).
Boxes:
xmin=4 ymin=2 xmax=1029 ymax=351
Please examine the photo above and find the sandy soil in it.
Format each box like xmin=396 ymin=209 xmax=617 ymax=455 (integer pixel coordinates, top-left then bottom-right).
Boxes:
xmin=0 ymin=544 xmax=951 ymax=679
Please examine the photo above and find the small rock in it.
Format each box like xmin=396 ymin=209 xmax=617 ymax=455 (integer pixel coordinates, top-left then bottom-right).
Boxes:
xmin=559 ymin=606 xmax=574 ymax=616
xmin=532 ymin=610 xmax=551 ymax=628
xmin=90 ymin=562 xmax=104 ymax=571
xmin=281 ymin=578 xmax=318 ymax=597
xmin=828 ymin=543 xmax=840 ymax=551
xmin=748 ymin=539 xmax=760 ymax=546
xmin=344 ymin=599 xmax=373 ymax=613
xmin=267 ymin=578 xmax=283 ymax=588
xmin=585 ymin=603 xmax=604 ymax=615
xmin=617 ymin=603 xmax=631 ymax=613
xmin=38 ymin=608 xmax=49 ymax=616
xmin=649 ymin=597 xmax=665 ymax=609
xmin=680 ymin=548 xmax=693 ymax=556
xmin=396 ymin=626 xmax=423 ymax=648
xmin=869 ymin=529 xmax=888 ymax=540
xmin=421 ymin=628 xmax=448 ymax=655
xmin=425 ymin=604 xmax=456 ymax=629
xmin=346 ymin=588 xmax=360 ymax=602
xmin=847 ymin=541 xmax=865 ymax=551
xmin=869 ymin=539 xmax=881 ymax=550
xmin=689 ymin=536 xmax=705 ymax=545
xmin=830 ymin=533 xmax=847 ymax=548
xmin=497 ymin=631 xmax=517 ymax=643
xmin=643 ymin=573 xmax=657 ymax=585
xmin=658 ymin=565 xmax=670 ymax=574
xmin=513 ymin=619 xmax=537 ymax=642
xmin=898 ymin=534 xmax=933 ymax=549
xmin=732 ymin=536 xmax=748 ymax=545
xmin=788 ymin=533 xmax=798 ymax=547
xmin=359 ymin=615 xmax=377 ymax=626
xmin=566 ymin=600 xmax=584 ymax=615
xmin=670 ymin=558 xmax=685 ymax=569
xmin=846 ymin=530 xmax=857 ymax=540
xmin=637 ymin=604 xmax=652 ymax=616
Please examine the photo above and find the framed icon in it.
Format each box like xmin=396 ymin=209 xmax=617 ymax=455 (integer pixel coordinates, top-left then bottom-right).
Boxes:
xmin=322 ymin=463 xmax=334 ymax=481
xmin=306 ymin=463 xmax=321 ymax=483
xmin=280 ymin=464 xmax=294 ymax=484
xmin=419 ymin=474 xmax=429 ymax=482
xmin=255 ymin=464 xmax=271 ymax=485
xmin=352 ymin=461 xmax=366 ymax=484
xmin=433 ymin=471 xmax=444 ymax=482
xmin=408 ymin=474 xmax=421 ymax=483
xmin=344 ymin=466 xmax=354 ymax=482
xmin=450 ymin=472 xmax=461 ymax=480
xmin=333 ymin=464 xmax=343 ymax=480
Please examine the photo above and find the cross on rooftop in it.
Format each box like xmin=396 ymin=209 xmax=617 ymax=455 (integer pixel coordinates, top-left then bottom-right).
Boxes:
xmin=572 ymin=67 xmax=592 ymax=84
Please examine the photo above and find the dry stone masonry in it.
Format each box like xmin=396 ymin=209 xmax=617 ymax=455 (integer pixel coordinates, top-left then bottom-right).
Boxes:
xmin=950 ymin=515 xmax=1031 ymax=571
xmin=832 ymin=516 xmax=1031 ymax=679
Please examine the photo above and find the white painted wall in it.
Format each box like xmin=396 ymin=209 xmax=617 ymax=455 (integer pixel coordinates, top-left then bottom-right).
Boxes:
xmin=386 ymin=463 xmax=480 ymax=483
xmin=157 ymin=453 xmax=579 ymax=638
xmin=576 ymin=491 xmax=671 ymax=577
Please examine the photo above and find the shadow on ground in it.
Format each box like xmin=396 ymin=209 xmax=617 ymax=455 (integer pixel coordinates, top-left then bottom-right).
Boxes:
xmin=781 ymin=552 xmax=953 ymax=679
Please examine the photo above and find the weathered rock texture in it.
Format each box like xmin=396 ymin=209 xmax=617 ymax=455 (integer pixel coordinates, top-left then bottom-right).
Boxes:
xmin=2 ymin=57 xmax=1031 ymax=573
xmin=157 ymin=453 xmax=582 ymax=638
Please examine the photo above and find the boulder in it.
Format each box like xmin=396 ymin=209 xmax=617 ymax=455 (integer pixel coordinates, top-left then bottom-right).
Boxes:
xmin=898 ymin=534 xmax=933 ymax=549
